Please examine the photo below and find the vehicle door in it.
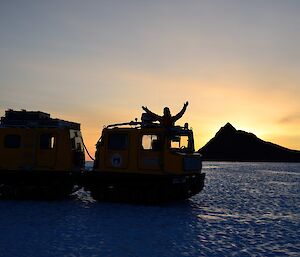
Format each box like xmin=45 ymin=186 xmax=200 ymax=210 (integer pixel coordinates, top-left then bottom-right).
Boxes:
xmin=36 ymin=129 xmax=57 ymax=169
xmin=138 ymin=134 xmax=163 ymax=172
xmin=105 ymin=132 xmax=129 ymax=169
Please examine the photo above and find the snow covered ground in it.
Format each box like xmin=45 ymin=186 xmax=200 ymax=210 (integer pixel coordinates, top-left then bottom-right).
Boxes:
xmin=0 ymin=162 xmax=299 ymax=257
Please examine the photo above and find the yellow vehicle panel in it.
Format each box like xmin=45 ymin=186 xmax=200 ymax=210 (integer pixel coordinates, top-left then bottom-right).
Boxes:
xmin=94 ymin=126 xmax=201 ymax=176
xmin=0 ymin=127 xmax=81 ymax=171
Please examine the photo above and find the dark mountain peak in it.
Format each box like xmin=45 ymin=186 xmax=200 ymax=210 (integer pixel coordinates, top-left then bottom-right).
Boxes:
xmin=224 ymin=122 xmax=235 ymax=129
xmin=199 ymin=124 xmax=300 ymax=162
xmin=222 ymin=122 xmax=236 ymax=132
xmin=216 ymin=122 xmax=236 ymax=137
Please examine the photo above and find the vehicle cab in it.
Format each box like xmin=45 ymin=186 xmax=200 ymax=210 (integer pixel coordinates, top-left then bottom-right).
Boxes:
xmin=94 ymin=124 xmax=201 ymax=175
xmin=89 ymin=116 xmax=205 ymax=202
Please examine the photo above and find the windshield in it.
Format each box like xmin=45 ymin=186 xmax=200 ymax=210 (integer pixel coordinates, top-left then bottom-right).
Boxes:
xmin=169 ymin=133 xmax=194 ymax=152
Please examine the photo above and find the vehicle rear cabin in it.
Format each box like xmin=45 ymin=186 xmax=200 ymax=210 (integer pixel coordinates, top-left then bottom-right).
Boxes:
xmin=0 ymin=109 xmax=85 ymax=198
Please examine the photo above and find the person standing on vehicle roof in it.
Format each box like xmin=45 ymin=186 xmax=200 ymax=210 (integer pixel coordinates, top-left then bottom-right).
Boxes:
xmin=142 ymin=101 xmax=189 ymax=127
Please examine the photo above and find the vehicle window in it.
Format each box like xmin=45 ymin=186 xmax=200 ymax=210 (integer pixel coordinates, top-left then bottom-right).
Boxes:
xmin=142 ymin=135 xmax=161 ymax=150
xmin=108 ymin=133 xmax=128 ymax=150
xmin=170 ymin=135 xmax=189 ymax=149
xmin=70 ymin=130 xmax=83 ymax=150
xmin=4 ymin=135 xmax=21 ymax=148
xmin=40 ymin=134 xmax=55 ymax=149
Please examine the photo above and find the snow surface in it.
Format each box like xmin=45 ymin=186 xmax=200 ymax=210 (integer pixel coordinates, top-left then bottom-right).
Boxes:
xmin=0 ymin=162 xmax=299 ymax=257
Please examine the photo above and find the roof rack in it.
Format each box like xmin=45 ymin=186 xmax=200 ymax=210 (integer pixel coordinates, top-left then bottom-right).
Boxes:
xmin=0 ymin=109 xmax=80 ymax=130
xmin=106 ymin=121 xmax=142 ymax=128
xmin=105 ymin=121 xmax=189 ymax=131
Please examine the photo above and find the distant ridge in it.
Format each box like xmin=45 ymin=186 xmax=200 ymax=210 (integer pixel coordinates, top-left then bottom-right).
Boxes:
xmin=199 ymin=123 xmax=300 ymax=162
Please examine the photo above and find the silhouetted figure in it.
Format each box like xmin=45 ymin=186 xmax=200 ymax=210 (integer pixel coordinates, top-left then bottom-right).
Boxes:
xmin=142 ymin=102 xmax=189 ymax=127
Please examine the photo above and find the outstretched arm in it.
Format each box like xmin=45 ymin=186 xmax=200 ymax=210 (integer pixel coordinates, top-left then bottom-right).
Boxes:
xmin=173 ymin=101 xmax=189 ymax=121
xmin=142 ymin=106 xmax=161 ymax=120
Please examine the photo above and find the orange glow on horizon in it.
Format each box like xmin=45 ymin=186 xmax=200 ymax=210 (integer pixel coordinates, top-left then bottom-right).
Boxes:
xmin=1 ymin=1 xmax=300 ymax=160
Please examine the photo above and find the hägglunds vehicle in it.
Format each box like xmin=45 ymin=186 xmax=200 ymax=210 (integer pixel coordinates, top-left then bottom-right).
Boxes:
xmin=0 ymin=109 xmax=85 ymax=198
xmin=85 ymin=113 xmax=205 ymax=203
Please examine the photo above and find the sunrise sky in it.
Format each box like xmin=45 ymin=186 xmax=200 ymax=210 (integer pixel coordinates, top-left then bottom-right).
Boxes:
xmin=1 ymin=1 xmax=300 ymax=159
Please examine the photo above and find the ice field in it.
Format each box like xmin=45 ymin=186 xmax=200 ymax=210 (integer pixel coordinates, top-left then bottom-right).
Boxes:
xmin=0 ymin=162 xmax=299 ymax=257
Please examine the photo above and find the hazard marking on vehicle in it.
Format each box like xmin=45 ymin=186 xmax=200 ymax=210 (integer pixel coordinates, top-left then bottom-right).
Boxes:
xmin=111 ymin=153 xmax=122 ymax=167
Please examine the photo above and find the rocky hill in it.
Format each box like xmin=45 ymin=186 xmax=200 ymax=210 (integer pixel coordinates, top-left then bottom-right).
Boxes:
xmin=199 ymin=123 xmax=300 ymax=162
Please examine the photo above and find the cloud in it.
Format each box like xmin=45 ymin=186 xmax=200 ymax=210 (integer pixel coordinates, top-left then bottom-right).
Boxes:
xmin=278 ymin=113 xmax=300 ymax=124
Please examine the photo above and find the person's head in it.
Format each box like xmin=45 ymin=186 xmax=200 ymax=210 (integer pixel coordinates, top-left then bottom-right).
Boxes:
xmin=163 ymin=107 xmax=171 ymax=117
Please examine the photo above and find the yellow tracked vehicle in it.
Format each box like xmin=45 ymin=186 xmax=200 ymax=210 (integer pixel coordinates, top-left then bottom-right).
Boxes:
xmin=86 ymin=114 xmax=205 ymax=203
xmin=0 ymin=110 xmax=85 ymax=198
